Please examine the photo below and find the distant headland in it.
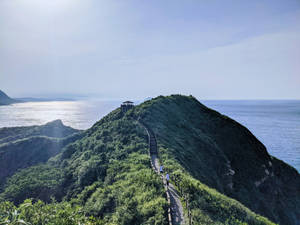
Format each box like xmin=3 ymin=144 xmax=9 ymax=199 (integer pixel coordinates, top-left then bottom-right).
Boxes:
xmin=0 ymin=90 xmax=20 ymax=105
xmin=0 ymin=89 xmax=75 ymax=106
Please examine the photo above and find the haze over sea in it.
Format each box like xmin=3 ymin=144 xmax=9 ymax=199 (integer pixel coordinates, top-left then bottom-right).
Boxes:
xmin=0 ymin=99 xmax=299 ymax=172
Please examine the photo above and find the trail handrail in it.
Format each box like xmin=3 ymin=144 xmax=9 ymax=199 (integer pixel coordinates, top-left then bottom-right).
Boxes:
xmin=137 ymin=120 xmax=173 ymax=225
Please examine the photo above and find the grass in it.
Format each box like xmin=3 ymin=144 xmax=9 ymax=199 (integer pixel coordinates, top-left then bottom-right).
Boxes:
xmin=1 ymin=94 xmax=298 ymax=224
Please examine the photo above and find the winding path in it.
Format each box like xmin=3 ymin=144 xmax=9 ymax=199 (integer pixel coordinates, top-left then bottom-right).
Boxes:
xmin=139 ymin=121 xmax=185 ymax=225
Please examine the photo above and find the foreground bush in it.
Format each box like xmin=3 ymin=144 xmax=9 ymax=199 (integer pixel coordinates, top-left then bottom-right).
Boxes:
xmin=0 ymin=199 xmax=104 ymax=225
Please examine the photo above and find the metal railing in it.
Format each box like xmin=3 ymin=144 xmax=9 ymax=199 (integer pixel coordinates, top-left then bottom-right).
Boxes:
xmin=137 ymin=120 xmax=173 ymax=225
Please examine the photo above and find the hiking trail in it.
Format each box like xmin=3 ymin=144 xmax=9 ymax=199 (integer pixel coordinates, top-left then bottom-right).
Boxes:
xmin=139 ymin=121 xmax=185 ymax=225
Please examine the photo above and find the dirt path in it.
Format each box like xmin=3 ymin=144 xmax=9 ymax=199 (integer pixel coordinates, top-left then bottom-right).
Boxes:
xmin=140 ymin=121 xmax=185 ymax=225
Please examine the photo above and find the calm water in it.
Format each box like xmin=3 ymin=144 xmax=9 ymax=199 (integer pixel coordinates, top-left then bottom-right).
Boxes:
xmin=0 ymin=100 xmax=121 ymax=130
xmin=0 ymin=100 xmax=299 ymax=172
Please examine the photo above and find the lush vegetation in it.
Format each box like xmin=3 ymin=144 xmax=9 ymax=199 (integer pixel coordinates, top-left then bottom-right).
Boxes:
xmin=0 ymin=199 xmax=104 ymax=225
xmin=1 ymin=165 xmax=64 ymax=204
xmin=1 ymin=95 xmax=299 ymax=224
xmin=0 ymin=120 xmax=81 ymax=192
xmin=1 ymin=109 xmax=168 ymax=225
xmin=163 ymin=166 xmax=274 ymax=225
xmin=0 ymin=119 xmax=79 ymax=144
xmin=130 ymin=95 xmax=299 ymax=225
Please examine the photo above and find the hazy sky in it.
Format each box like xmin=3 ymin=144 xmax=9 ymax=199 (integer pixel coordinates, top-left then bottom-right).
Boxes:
xmin=1 ymin=0 xmax=299 ymax=100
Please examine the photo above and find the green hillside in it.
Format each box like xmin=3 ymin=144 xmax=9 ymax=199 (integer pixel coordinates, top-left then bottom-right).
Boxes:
xmin=130 ymin=95 xmax=300 ymax=225
xmin=1 ymin=95 xmax=299 ymax=225
xmin=0 ymin=120 xmax=81 ymax=191
xmin=0 ymin=119 xmax=79 ymax=144
xmin=0 ymin=109 xmax=167 ymax=225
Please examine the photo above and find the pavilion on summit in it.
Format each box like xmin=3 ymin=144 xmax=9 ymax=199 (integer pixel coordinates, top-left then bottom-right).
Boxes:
xmin=121 ymin=101 xmax=134 ymax=112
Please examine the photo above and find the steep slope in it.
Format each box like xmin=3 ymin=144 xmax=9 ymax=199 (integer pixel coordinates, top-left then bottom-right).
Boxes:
xmin=131 ymin=95 xmax=300 ymax=225
xmin=0 ymin=90 xmax=19 ymax=105
xmin=0 ymin=120 xmax=81 ymax=191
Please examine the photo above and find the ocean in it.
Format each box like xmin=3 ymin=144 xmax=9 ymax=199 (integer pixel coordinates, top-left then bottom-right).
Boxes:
xmin=0 ymin=99 xmax=299 ymax=172
xmin=0 ymin=100 xmax=121 ymax=130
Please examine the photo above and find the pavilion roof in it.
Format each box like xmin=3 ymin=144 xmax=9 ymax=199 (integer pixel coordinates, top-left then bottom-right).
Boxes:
xmin=123 ymin=101 xmax=133 ymax=104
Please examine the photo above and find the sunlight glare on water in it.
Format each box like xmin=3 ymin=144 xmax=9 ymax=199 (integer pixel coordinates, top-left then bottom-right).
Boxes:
xmin=0 ymin=101 xmax=120 ymax=130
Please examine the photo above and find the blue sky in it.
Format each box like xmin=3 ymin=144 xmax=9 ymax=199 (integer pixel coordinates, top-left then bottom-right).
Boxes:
xmin=0 ymin=0 xmax=299 ymax=99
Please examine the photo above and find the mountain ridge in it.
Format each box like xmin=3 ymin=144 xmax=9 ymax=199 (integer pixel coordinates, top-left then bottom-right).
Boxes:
xmin=0 ymin=94 xmax=299 ymax=225
xmin=130 ymin=95 xmax=300 ymax=225
xmin=0 ymin=120 xmax=81 ymax=192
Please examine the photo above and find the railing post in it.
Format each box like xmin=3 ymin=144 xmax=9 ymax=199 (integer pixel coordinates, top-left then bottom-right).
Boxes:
xmin=138 ymin=120 xmax=173 ymax=225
